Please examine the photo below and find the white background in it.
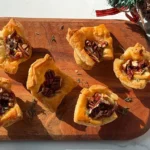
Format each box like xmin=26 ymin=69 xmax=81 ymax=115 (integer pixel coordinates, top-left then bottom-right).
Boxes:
xmin=0 ymin=0 xmax=127 ymax=19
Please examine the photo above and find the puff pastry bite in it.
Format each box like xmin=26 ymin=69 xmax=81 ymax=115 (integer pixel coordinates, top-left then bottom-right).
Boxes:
xmin=74 ymin=85 xmax=118 ymax=126
xmin=66 ymin=24 xmax=114 ymax=70
xmin=114 ymin=43 xmax=150 ymax=89
xmin=0 ymin=77 xmax=22 ymax=127
xmin=0 ymin=18 xmax=32 ymax=74
xmin=26 ymin=54 xmax=77 ymax=112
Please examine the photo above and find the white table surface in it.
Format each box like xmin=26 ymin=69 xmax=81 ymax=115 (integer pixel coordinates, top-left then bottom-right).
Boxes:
xmin=0 ymin=0 xmax=150 ymax=150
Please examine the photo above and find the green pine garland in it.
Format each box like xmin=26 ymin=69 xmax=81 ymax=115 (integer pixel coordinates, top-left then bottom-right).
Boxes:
xmin=108 ymin=0 xmax=144 ymax=9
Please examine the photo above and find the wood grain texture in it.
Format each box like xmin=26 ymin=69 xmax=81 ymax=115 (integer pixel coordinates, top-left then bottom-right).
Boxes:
xmin=0 ymin=18 xmax=149 ymax=140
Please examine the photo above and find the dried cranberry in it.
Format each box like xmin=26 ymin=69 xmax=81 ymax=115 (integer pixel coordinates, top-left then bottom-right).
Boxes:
xmin=87 ymin=93 xmax=117 ymax=119
xmin=126 ymin=66 xmax=134 ymax=80
xmin=123 ymin=60 xmax=149 ymax=80
xmin=89 ymin=103 xmax=114 ymax=119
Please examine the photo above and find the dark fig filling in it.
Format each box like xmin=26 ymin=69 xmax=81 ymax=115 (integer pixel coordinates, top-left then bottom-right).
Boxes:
xmin=38 ymin=70 xmax=62 ymax=97
xmin=5 ymin=31 xmax=30 ymax=60
xmin=0 ymin=87 xmax=15 ymax=115
xmin=87 ymin=93 xmax=117 ymax=119
xmin=84 ymin=39 xmax=108 ymax=63
xmin=122 ymin=59 xmax=150 ymax=80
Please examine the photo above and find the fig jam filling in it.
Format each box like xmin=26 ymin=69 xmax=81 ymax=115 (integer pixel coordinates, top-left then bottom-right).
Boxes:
xmin=84 ymin=39 xmax=108 ymax=62
xmin=87 ymin=93 xmax=117 ymax=119
xmin=5 ymin=31 xmax=30 ymax=60
xmin=38 ymin=70 xmax=62 ymax=97
xmin=0 ymin=87 xmax=15 ymax=115
xmin=122 ymin=60 xmax=150 ymax=80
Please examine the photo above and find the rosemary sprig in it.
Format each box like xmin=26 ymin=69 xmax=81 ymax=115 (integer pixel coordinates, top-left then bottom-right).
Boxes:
xmin=26 ymin=99 xmax=37 ymax=120
xmin=117 ymin=107 xmax=129 ymax=115
xmin=124 ymin=97 xmax=133 ymax=102
xmin=77 ymin=78 xmax=81 ymax=83
xmin=51 ymin=35 xmax=56 ymax=42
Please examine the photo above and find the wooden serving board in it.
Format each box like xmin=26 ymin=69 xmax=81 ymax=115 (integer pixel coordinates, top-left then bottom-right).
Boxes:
xmin=0 ymin=18 xmax=149 ymax=140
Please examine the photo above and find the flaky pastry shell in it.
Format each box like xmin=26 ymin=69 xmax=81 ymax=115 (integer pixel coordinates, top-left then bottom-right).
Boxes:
xmin=0 ymin=77 xmax=23 ymax=127
xmin=0 ymin=18 xmax=32 ymax=74
xmin=113 ymin=43 xmax=150 ymax=89
xmin=74 ymin=84 xmax=118 ymax=127
xmin=26 ymin=54 xmax=77 ymax=112
xmin=66 ymin=24 xmax=113 ymax=70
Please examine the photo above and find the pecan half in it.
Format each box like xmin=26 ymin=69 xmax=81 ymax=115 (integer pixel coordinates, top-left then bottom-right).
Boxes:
xmin=38 ymin=70 xmax=62 ymax=97
xmin=5 ymin=31 xmax=30 ymax=60
xmin=0 ymin=87 xmax=15 ymax=115
xmin=87 ymin=93 xmax=117 ymax=119
xmin=84 ymin=39 xmax=108 ymax=63
xmin=122 ymin=59 xmax=149 ymax=80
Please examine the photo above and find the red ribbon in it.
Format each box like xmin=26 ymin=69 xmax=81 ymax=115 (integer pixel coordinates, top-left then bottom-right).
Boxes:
xmin=125 ymin=8 xmax=139 ymax=22
xmin=95 ymin=7 xmax=139 ymax=22
xmin=96 ymin=8 xmax=121 ymax=16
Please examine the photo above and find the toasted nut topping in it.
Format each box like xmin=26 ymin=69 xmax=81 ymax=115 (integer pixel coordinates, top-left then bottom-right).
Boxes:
xmin=0 ymin=87 xmax=15 ymax=115
xmin=84 ymin=39 xmax=108 ymax=63
xmin=22 ymin=44 xmax=28 ymax=49
xmin=87 ymin=93 xmax=117 ymax=119
xmin=15 ymin=52 xmax=23 ymax=58
xmin=38 ymin=70 xmax=62 ymax=97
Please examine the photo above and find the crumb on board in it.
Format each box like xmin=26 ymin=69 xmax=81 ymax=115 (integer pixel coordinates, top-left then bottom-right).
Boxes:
xmin=60 ymin=25 xmax=64 ymax=30
xmin=77 ymin=78 xmax=80 ymax=83
xmin=76 ymin=77 xmax=89 ymax=88
xmin=74 ymin=69 xmax=82 ymax=75
xmin=75 ymin=70 xmax=78 ymax=73
xmin=35 ymin=32 xmax=40 ymax=35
